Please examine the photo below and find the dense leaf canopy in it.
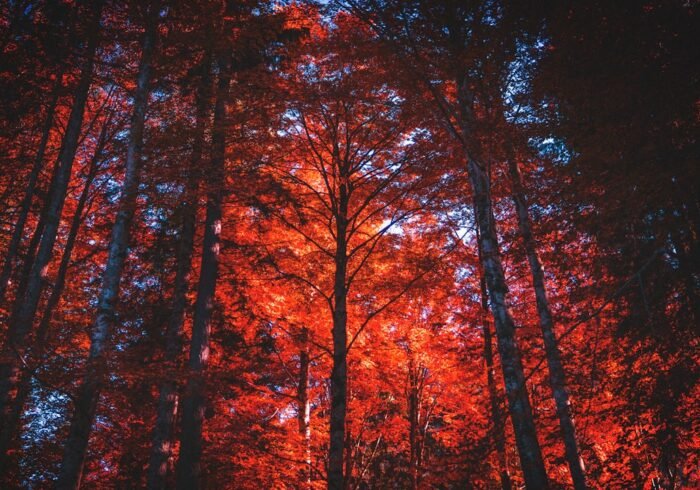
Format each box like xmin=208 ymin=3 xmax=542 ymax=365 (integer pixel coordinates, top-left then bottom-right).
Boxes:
xmin=0 ymin=0 xmax=697 ymax=488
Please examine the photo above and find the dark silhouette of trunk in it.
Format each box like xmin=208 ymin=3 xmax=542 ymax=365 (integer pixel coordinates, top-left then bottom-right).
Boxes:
xmin=406 ymin=353 xmax=431 ymax=490
xmin=328 ymin=168 xmax=349 ymax=490
xmin=0 ymin=116 xmax=108 ymax=476
xmin=147 ymin=52 xmax=212 ymax=490
xmin=506 ymin=153 xmax=587 ymax=489
xmin=5 ymin=188 xmax=53 ymax=336
xmin=343 ymin=428 xmax=353 ymax=490
xmin=297 ymin=328 xmax=312 ymax=487
xmin=407 ymin=358 xmax=422 ymax=490
xmin=0 ymin=68 xmax=63 ymax=305
xmin=12 ymin=193 xmax=48 ymax=305
xmin=475 ymin=216 xmax=513 ymax=490
xmin=457 ymin=80 xmax=549 ymax=489
xmin=175 ymin=47 xmax=230 ymax=490
xmin=7 ymin=150 xmax=65 ymax=315
xmin=0 ymin=0 xmax=103 ymax=420
xmin=481 ymin=301 xmax=514 ymax=490
xmin=55 ymin=5 xmax=157 ymax=487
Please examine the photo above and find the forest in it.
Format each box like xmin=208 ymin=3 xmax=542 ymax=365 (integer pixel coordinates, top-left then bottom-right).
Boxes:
xmin=0 ymin=0 xmax=697 ymax=488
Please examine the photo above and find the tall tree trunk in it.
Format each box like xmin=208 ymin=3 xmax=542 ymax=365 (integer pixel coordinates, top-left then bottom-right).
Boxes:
xmin=0 ymin=68 xmax=63 ymax=305
xmin=297 ymin=328 xmax=312 ymax=487
xmin=408 ymin=359 xmax=420 ymax=490
xmin=175 ymin=47 xmax=231 ymax=490
xmin=475 ymin=218 xmax=513 ymax=490
xmin=328 ymin=174 xmax=349 ymax=490
xmin=343 ymin=428 xmax=353 ymax=490
xmin=457 ymin=82 xmax=549 ymax=488
xmin=481 ymin=301 xmax=513 ymax=490
xmin=467 ymin=156 xmax=549 ymax=489
xmin=0 ymin=0 xmax=103 ymax=419
xmin=7 ymin=151 xmax=63 ymax=319
xmin=506 ymin=153 xmax=587 ymax=489
xmin=147 ymin=53 xmax=211 ymax=490
xmin=5 ymin=191 xmax=51 ymax=334
xmin=55 ymin=6 xmax=157 ymax=487
xmin=0 ymin=117 xmax=107 ymax=477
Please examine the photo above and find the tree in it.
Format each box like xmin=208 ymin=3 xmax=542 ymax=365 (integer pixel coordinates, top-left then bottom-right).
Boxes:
xmin=335 ymin=1 xmax=552 ymax=486
xmin=0 ymin=0 xmax=104 ymax=429
xmin=147 ymin=30 xmax=213 ymax=490
xmin=531 ymin=1 xmax=699 ymax=486
xmin=0 ymin=2 xmax=696 ymax=488
xmin=0 ymin=109 xmax=116 ymax=479
xmin=266 ymin=16 xmax=445 ymax=487
xmin=56 ymin=2 xmax=159 ymax=485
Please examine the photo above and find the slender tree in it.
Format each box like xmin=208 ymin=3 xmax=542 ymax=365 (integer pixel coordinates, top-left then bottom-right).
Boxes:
xmin=175 ymin=28 xmax=231 ymax=490
xmin=297 ymin=328 xmax=313 ymax=487
xmin=0 ymin=67 xmax=64 ymax=305
xmin=474 ymin=215 xmax=513 ymax=490
xmin=56 ymin=3 xmax=159 ymax=486
xmin=147 ymin=47 xmax=212 ymax=490
xmin=0 ymin=0 xmax=104 ymax=419
xmin=334 ymin=2 xmax=550 ymax=486
xmin=0 ymin=113 xmax=113 ymax=477
xmin=505 ymin=143 xmax=588 ymax=489
xmin=269 ymin=23 xmax=441 ymax=486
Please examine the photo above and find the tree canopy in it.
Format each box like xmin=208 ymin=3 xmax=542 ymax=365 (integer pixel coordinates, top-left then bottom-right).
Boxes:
xmin=0 ymin=0 xmax=697 ymax=488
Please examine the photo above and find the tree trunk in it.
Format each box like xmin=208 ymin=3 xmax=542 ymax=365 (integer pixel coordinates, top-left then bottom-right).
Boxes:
xmin=328 ymin=175 xmax=349 ymax=490
xmin=343 ymin=428 xmax=353 ymax=490
xmin=175 ymin=47 xmax=230 ymax=490
xmin=55 ymin=6 xmax=157 ymax=487
xmin=475 ymin=219 xmax=513 ymax=490
xmin=297 ymin=329 xmax=312 ymax=487
xmin=8 ymin=177 xmax=52 ymax=316
xmin=0 ymin=189 xmax=50 ymax=424
xmin=481 ymin=305 xmax=513 ymax=490
xmin=456 ymin=79 xmax=549 ymax=489
xmin=506 ymin=154 xmax=587 ymax=489
xmin=0 ymin=68 xmax=63 ymax=305
xmin=0 ymin=0 xmax=103 ymax=420
xmin=0 ymin=117 xmax=107 ymax=476
xmin=467 ymin=156 xmax=549 ymax=489
xmin=408 ymin=359 xmax=420 ymax=490
xmin=147 ymin=50 xmax=211 ymax=490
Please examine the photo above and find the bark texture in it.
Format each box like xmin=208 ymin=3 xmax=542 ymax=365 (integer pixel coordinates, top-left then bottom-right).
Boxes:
xmin=175 ymin=47 xmax=230 ymax=490
xmin=56 ymin=6 xmax=157 ymax=487
xmin=467 ymin=155 xmax=548 ymax=489
xmin=408 ymin=358 xmax=427 ymax=490
xmin=457 ymin=80 xmax=549 ymax=489
xmin=507 ymin=153 xmax=587 ymax=489
xmin=297 ymin=329 xmax=312 ymax=487
xmin=328 ymin=171 xmax=349 ymax=490
xmin=475 ymin=220 xmax=513 ymax=490
xmin=147 ymin=51 xmax=211 ymax=490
